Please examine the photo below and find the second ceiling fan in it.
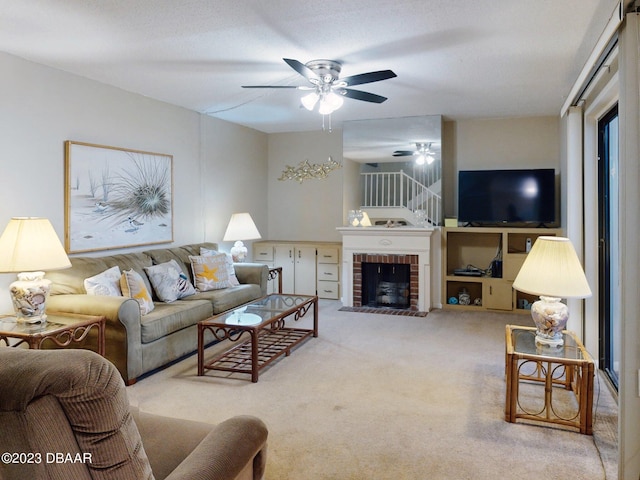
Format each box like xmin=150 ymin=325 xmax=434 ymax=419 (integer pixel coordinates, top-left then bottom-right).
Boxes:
xmin=393 ymin=143 xmax=436 ymax=165
xmin=242 ymin=58 xmax=397 ymax=115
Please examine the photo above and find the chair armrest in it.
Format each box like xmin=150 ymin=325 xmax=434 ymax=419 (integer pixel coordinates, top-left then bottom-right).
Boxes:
xmin=233 ymin=263 xmax=269 ymax=296
xmin=47 ymin=294 xmax=143 ymax=383
xmin=47 ymin=294 xmax=140 ymax=327
xmin=164 ymin=415 xmax=268 ymax=480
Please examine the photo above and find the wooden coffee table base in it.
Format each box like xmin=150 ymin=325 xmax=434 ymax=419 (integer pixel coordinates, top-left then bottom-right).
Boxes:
xmin=198 ymin=294 xmax=318 ymax=382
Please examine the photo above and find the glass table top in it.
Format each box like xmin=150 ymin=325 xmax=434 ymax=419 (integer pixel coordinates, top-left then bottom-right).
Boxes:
xmin=210 ymin=294 xmax=316 ymax=326
xmin=0 ymin=319 xmax=68 ymax=335
xmin=508 ymin=325 xmax=592 ymax=362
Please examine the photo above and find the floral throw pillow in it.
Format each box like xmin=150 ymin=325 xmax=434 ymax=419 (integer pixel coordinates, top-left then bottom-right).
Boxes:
xmin=120 ymin=269 xmax=155 ymax=315
xmin=189 ymin=254 xmax=231 ymax=291
xmin=144 ymin=260 xmax=196 ymax=303
xmin=84 ymin=266 xmax=123 ymax=296
xmin=200 ymin=247 xmax=240 ymax=286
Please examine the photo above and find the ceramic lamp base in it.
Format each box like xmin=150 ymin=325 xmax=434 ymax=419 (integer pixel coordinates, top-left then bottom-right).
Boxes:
xmin=230 ymin=241 xmax=248 ymax=263
xmin=530 ymin=296 xmax=568 ymax=347
xmin=9 ymin=271 xmax=51 ymax=323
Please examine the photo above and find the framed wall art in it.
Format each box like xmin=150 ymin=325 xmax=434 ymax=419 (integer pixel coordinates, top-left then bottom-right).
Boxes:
xmin=64 ymin=141 xmax=173 ymax=253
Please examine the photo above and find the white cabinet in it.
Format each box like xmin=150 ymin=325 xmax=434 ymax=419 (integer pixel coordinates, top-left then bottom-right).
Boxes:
xmin=252 ymin=243 xmax=280 ymax=294
xmin=316 ymin=247 xmax=340 ymax=300
xmin=254 ymin=241 xmax=341 ymax=298
xmin=275 ymin=245 xmax=316 ymax=295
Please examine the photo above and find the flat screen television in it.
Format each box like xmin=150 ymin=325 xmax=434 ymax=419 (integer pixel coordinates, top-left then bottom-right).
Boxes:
xmin=458 ymin=168 xmax=556 ymax=225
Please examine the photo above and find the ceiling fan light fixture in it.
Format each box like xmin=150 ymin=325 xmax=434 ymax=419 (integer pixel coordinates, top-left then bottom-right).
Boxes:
xmin=325 ymin=91 xmax=344 ymax=110
xmin=415 ymin=154 xmax=426 ymax=166
xmin=301 ymin=92 xmax=319 ymax=111
xmin=317 ymin=92 xmax=342 ymax=115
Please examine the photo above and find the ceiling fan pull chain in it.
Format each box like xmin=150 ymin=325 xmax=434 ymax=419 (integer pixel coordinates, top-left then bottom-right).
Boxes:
xmin=321 ymin=114 xmax=333 ymax=133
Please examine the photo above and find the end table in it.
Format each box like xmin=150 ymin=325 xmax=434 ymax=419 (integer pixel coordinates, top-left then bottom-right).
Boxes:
xmin=505 ymin=325 xmax=595 ymax=434
xmin=0 ymin=313 xmax=106 ymax=356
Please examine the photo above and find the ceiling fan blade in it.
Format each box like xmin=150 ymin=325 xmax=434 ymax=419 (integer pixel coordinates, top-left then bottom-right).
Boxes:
xmin=283 ymin=58 xmax=319 ymax=82
xmin=242 ymin=85 xmax=300 ymax=88
xmin=393 ymin=151 xmax=415 ymax=156
xmin=340 ymin=70 xmax=397 ymax=87
xmin=341 ymin=88 xmax=388 ymax=103
xmin=241 ymin=85 xmax=300 ymax=88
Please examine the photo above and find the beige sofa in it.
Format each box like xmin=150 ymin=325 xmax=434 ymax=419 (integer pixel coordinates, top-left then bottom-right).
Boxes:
xmin=45 ymin=242 xmax=268 ymax=385
xmin=0 ymin=348 xmax=268 ymax=480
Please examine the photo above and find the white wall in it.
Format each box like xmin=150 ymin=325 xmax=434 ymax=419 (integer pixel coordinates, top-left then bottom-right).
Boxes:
xmin=444 ymin=116 xmax=560 ymax=217
xmin=0 ymin=52 xmax=266 ymax=314
xmin=267 ymin=130 xmax=343 ymax=242
xmin=267 ymin=118 xmax=562 ymax=241
xmin=617 ymin=14 xmax=640 ymax=478
xmin=200 ymin=115 xmax=268 ymax=251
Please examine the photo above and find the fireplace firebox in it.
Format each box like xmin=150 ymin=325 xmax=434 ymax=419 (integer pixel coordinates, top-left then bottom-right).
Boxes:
xmin=362 ymin=263 xmax=410 ymax=308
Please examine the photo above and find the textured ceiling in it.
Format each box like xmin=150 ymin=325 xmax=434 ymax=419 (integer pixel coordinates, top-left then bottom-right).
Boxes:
xmin=1 ymin=0 xmax=621 ymax=133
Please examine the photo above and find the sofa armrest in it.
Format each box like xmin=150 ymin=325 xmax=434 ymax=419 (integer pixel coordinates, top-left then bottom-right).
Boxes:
xmin=233 ymin=263 xmax=269 ymax=296
xmin=135 ymin=410 xmax=268 ymax=480
xmin=47 ymin=294 xmax=143 ymax=383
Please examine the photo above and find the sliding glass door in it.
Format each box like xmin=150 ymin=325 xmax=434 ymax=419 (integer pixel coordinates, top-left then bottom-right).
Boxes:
xmin=597 ymin=104 xmax=620 ymax=389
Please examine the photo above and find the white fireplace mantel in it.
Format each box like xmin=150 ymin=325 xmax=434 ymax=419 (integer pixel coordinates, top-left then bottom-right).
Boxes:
xmin=337 ymin=226 xmax=434 ymax=312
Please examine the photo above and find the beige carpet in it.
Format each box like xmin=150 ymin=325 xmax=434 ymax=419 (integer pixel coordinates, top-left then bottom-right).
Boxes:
xmin=127 ymin=300 xmax=618 ymax=480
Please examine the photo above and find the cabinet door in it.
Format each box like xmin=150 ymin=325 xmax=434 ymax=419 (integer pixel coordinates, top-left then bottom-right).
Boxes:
xmin=274 ymin=246 xmax=295 ymax=294
xmin=294 ymin=246 xmax=317 ymax=295
xmin=483 ymin=281 xmax=513 ymax=311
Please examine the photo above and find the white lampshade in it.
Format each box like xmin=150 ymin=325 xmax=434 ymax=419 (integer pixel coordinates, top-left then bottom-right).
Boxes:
xmin=301 ymin=92 xmax=319 ymax=111
xmin=0 ymin=217 xmax=71 ymax=273
xmin=318 ymin=92 xmax=344 ymax=115
xmin=0 ymin=217 xmax=71 ymax=323
xmin=512 ymin=236 xmax=591 ymax=299
xmin=222 ymin=213 xmax=261 ymax=242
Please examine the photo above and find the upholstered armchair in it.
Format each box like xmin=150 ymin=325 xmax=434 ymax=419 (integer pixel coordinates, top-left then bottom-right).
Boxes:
xmin=0 ymin=348 xmax=268 ymax=480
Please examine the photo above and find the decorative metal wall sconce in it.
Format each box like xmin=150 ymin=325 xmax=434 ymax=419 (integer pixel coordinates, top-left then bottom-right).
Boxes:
xmin=278 ymin=156 xmax=341 ymax=183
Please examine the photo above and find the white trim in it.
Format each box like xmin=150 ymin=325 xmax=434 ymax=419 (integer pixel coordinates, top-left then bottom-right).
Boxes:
xmin=582 ymin=70 xmax=619 ymax=363
xmin=561 ymin=1 xmax=623 ymax=116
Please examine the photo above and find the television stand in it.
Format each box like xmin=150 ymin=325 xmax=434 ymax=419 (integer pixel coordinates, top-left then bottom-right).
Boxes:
xmin=442 ymin=226 xmax=562 ymax=313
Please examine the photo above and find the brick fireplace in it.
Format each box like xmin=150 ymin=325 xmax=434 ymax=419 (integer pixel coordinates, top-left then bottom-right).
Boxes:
xmin=353 ymin=253 xmax=419 ymax=310
xmin=337 ymin=226 xmax=434 ymax=312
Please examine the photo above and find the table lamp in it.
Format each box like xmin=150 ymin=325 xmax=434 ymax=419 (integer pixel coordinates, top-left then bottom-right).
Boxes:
xmin=222 ymin=213 xmax=261 ymax=262
xmin=0 ymin=217 xmax=71 ymax=323
xmin=512 ymin=236 xmax=591 ymax=347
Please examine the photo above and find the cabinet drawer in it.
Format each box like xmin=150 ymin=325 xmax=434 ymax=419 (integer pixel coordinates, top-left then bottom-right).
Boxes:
xmin=317 ymin=264 xmax=339 ymax=281
xmin=317 ymin=281 xmax=340 ymax=299
xmin=253 ymin=245 xmax=274 ymax=262
xmin=317 ymin=247 xmax=339 ymax=264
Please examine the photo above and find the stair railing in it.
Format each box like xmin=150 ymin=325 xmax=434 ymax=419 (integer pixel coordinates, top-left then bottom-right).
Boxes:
xmin=360 ymin=170 xmax=441 ymax=226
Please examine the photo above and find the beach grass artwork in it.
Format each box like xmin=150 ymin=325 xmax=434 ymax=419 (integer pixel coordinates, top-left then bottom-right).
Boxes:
xmin=65 ymin=141 xmax=173 ymax=253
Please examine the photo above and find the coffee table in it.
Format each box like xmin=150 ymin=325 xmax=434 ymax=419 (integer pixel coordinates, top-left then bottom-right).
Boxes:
xmin=505 ymin=325 xmax=595 ymax=434
xmin=197 ymin=294 xmax=318 ymax=382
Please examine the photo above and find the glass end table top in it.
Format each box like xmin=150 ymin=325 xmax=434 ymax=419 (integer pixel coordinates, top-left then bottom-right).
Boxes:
xmin=0 ymin=314 xmax=102 ymax=336
xmin=507 ymin=325 xmax=593 ymax=362
xmin=0 ymin=319 xmax=68 ymax=335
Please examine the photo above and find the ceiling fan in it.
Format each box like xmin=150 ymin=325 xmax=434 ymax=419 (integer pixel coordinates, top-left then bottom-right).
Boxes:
xmin=242 ymin=58 xmax=396 ymax=115
xmin=393 ymin=143 xmax=435 ymax=165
